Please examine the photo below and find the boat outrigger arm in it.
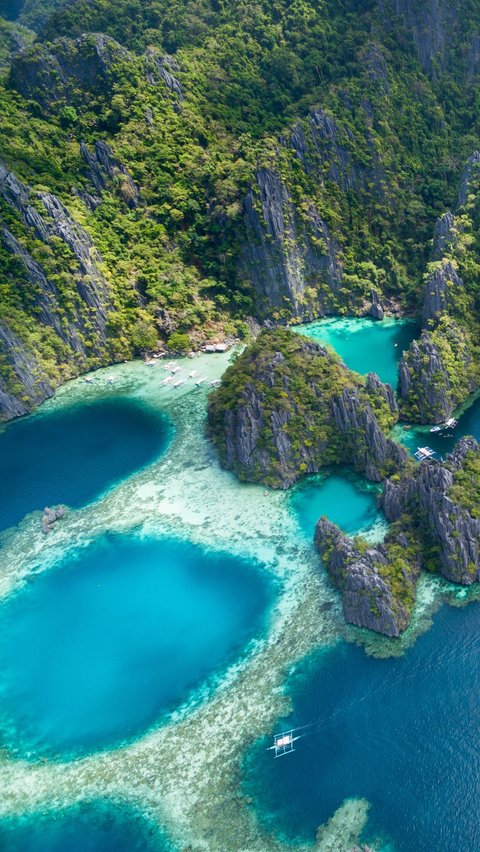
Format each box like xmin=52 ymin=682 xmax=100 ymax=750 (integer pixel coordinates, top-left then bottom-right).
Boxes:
xmin=268 ymin=729 xmax=302 ymax=757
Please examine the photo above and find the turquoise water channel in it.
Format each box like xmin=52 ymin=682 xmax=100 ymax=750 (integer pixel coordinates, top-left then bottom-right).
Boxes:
xmin=0 ymin=801 xmax=172 ymax=852
xmin=0 ymin=397 xmax=172 ymax=533
xmin=0 ymin=533 xmax=272 ymax=759
xmin=296 ymin=317 xmax=417 ymax=387
xmin=290 ymin=473 xmax=383 ymax=540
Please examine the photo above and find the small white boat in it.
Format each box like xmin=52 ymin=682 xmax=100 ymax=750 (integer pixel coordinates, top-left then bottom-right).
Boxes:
xmin=188 ymin=370 xmax=198 ymax=378
xmin=195 ymin=377 xmax=207 ymax=386
xmin=107 ymin=376 xmax=116 ymax=384
xmin=173 ymin=379 xmax=186 ymax=388
xmin=430 ymin=426 xmax=441 ymax=433
xmin=84 ymin=377 xmax=93 ymax=384
xmin=210 ymin=379 xmax=221 ymax=387
xmin=171 ymin=366 xmax=181 ymax=375
xmin=161 ymin=376 xmax=173 ymax=385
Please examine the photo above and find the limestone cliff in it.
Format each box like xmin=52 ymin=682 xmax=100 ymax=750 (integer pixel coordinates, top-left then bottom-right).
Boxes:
xmin=381 ymin=437 xmax=480 ymax=585
xmin=398 ymin=153 xmax=480 ymax=423
xmin=208 ymin=329 xmax=406 ymax=489
xmin=0 ymin=163 xmax=118 ymax=419
xmin=315 ymin=517 xmax=420 ymax=637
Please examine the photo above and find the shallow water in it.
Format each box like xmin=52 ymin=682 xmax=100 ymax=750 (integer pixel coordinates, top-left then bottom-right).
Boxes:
xmin=296 ymin=317 xmax=417 ymax=387
xmin=0 ymin=532 xmax=272 ymax=759
xmin=290 ymin=473 xmax=384 ymax=540
xmin=244 ymin=603 xmax=480 ymax=852
xmin=0 ymin=800 xmax=171 ymax=852
xmin=0 ymin=397 xmax=172 ymax=533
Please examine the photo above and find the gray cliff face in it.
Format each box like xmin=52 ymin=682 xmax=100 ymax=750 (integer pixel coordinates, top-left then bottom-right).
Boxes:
xmin=380 ymin=0 xmax=457 ymax=74
xmin=431 ymin=211 xmax=457 ymax=261
xmin=0 ymin=321 xmax=55 ymax=418
xmin=240 ymin=167 xmax=343 ymax=320
xmin=0 ymin=164 xmax=118 ymax=420
xmin=422 ymin=260 xmax=463 ymax=326
xmin=9 ymin=34 xmax=130 ymax=110
xmin=0 ymin=164 xmax=110 ymax=330
xmin=382 ymin=437 xmax=480 ymax=584
xmin=80 ymin=140 xmax=139 ymax=209
xmin=144 ymin=48 xmax=183 ymax=99
xmin=331 ymin=381 xmax=406 ymax=482
xmin=398 ymin=333 xmax=452 ymax=422
xmin=315 ymin=518 xmax=419 ymax=636
xmin=209 ymin=333 xmax=405 ymax=488
xmin=399 ymin=151 xmax=480 ymax=423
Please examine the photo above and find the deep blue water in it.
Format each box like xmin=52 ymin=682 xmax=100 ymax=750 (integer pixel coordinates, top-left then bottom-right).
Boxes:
xmin=0 ymin=398 xmax=172 ymax=533
xmin=0 ymin=801 xmax=171 ymax=852
xmin=290 ymin=474 xmax=381 ymax=539
xmin=244 ymin=603 xmax=480 ymax=852
xmin=0 ymin=534 xmax=272 ymax=759
xmin=297 ymin=318 xmax=418 ymax=388
xmin=400 ymin=394 xmax=480 ymax=459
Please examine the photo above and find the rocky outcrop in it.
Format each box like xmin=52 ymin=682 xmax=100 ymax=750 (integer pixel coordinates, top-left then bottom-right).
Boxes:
xmin=369 ymin=289 xmax=385 ymax=319
xmin=0 ymin=164 xmax=118 ymax=420
xmin=399 ymin=319 xmax=478 ymax=423
xmin=431 ymin=211 xmax=457 ymax=261
xmin=240 ymin=167 xmax=343 ymax=320
xmin=144 ymin=48 xmax=183 ymax=99
xmin=9 ymin=33 xmax=130 ymax=110
xmin=381 ymin=437 xmax=480 ymax=584
xmin=80 ymin=140 xmax=139 ymax=209
xmin=0 ymin=321 xmax=55 ymax=418
xmin=0 ymin=164 xmax=110 ymax=325
xmin=422 ymin=260 xmax=463 ymax=326
xmin=208 ymin=329 xmax=406 ymax=488
xmin=380 ymin=0 xmax=455 ymax=75
xmin=42 ymin=505 xmax=66 ymax=533
xmin=458 ymin=150 xmax=480 ymax=207
xmin=315 ymin=517 xmax=420 ymax=636
xmin=399 ymin=152 xmax=480 ymax=423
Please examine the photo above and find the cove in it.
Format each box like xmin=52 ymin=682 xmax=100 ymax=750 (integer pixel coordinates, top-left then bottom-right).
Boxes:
xmin=296 ymin=317 xmax=417 ymax=387
xmin=290 ymin=473 xmax=382 ymax=540
xmin=244 ymin=603 xmax=480 ymax=852
xmin=400 ymin=394 xmax=480 ymax=460
xmin=0 ymin=397 xmax=172 ymax=533
xmin=0 ymin=533 xmax=272 ymax=759
xmin=0 ymin=800 xmax=172 ymax=852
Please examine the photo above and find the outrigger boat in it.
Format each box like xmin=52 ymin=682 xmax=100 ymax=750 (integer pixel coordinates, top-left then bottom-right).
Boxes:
xmin=268 ymin=729 xmax=302 ymax=758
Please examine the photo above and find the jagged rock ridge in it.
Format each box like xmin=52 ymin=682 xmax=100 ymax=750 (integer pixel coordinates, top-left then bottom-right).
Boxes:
xmin=208 ymin=328 xmax=406 ymax=489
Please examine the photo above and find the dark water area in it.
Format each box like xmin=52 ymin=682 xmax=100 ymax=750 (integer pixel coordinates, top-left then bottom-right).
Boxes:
xmin=244 ymin=603 xmax=480 ymax=852
xmin=0 ymin=801 xmax=172 ymax=852
xmin=0 ymin=397 xmax=172 ymax=533
xmin=401 ymin=394 xmax=480 ymax=459
xmin=0 ymin=533 xmax=272 ymax=759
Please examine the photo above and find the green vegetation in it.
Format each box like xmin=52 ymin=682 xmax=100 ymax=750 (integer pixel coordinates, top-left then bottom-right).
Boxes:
xmin=208 ymin=328 xmax=400 ymax=487
xmin=449 ymin=449 xmax=480 ymax=519
xmin=2 ymin=0 xmax=480 ymax=411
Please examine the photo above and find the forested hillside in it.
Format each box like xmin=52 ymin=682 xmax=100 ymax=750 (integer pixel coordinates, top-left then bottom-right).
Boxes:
xmin=1 ymin=0 xmax=480 ymax=417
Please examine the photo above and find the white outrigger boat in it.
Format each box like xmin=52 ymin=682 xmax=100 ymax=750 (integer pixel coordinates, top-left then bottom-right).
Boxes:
xmin=268 ymin=730 xmax=302 ymax=758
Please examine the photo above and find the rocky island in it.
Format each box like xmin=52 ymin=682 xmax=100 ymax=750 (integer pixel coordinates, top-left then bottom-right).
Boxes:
xmin=209 ymin=330 xmax=480 ymax=637
xmin=208 ymin=328 xmax=406 ymax=489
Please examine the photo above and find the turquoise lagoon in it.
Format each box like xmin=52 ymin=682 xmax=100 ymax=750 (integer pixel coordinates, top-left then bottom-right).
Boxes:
xmin=0 ymin=532 xmax=272 ymax=759
xmin=296 ymin=317 xmax=417 ymax=387
xmin=1 ymin=318 xmax=480 ymax=851
xmin=0 ymin=397 xmax=172 ymax=533
xmin=0 ymin=801 xmax=171 ymax=852
xmin=290 ymin=473 xmax=383 ymax=541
